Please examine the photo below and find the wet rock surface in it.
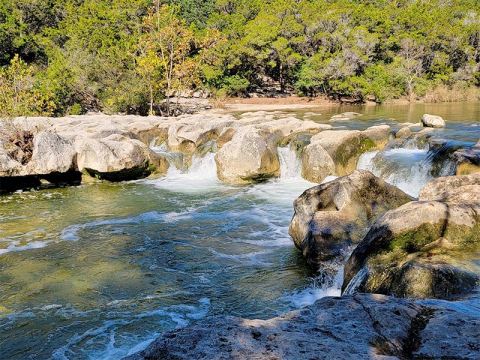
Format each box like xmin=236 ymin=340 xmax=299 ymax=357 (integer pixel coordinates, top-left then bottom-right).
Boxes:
xmin=289 ymin=170 xmax=412 ymax=267
xmin=125 ymin=294 xmax=480 ymax=360
xmin=343 ymin=174 xmax=480 ymax=299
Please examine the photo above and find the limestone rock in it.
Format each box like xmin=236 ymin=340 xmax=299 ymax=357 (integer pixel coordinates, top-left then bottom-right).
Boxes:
xmin=395 ymin=127 xmax=412 ymax=139
xmin=453 ymin=142 xmax=480 ymax=175
xmin=421 ymin=114 xmax=446 ymax=128
xmin=301 ymin=142 xmax=335 ymax=183
xmin=257 ymin=117 xmax=331 ymax=145
xmin=75 ymin=134 xmax=153 ymax=181
xmin=167 ymin=119 xmax=233 ymax=154
xmin=215 ymin=127 xmax=280 ymax=184
xmin=362 ymin=125 xmax=392 ymax=148
xmin=309 ymin=130 xmax=377 ymax=175
xmin=289 ymin=170 xmax=412 ymax=267
xmin=125 ymin=294 xmax=480 ymax=360
xmin=343 ymin=197 xmax=480 ymax=299
xmin=27 ymin=131 xmax=76 ymax=175
xmin=419 ymin=173 xmax=480 ymax=201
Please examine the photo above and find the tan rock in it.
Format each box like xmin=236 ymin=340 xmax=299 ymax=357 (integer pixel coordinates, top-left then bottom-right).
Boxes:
xmin=289 ymin=170 xmax=412 ymax=267
xmin=215 ymin=127 xmax=280 ymax=184
xmin=301 ymin=142 xmax=335 ymax=183
xmin=309 ymin=130 xmax=377 ymax=175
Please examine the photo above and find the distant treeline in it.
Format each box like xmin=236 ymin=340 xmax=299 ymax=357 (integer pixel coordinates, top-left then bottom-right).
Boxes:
xmin=1 ymin=0 xmax=479 ymax=116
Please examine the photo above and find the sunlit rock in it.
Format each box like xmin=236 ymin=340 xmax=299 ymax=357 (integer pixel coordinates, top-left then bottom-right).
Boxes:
xmin=421 ymin=114 xmax=446 ymax=128
xmin=289 ymin=170 xmax=412 ymax=267
xmin=343 ymin=176 xmax=480 ymax=299
xmin=301 ymin=142 xmax=335 ymax=183
xmin=309 ymin=130 xmax=377 ymax=175
xmin=125 ymin=293 xmax=480 ymax=360
xmin=215 ymin=127 xmax=280 ymax=184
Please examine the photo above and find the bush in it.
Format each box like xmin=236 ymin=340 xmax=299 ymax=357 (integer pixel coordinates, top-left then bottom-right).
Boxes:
xmin=221 ymin=75 xmax=250 ymax=97
xmin=0 ymin=55 xmax=55 ymax=117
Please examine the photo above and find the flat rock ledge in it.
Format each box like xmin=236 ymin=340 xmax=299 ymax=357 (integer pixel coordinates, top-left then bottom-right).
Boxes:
xmin=124 ymin=294 xmax=480 ymax=360
xmin=1 ymin=111 xmax=394 ymax=191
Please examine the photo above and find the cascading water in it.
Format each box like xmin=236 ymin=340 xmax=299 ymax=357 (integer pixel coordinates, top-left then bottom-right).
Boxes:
xmin=3 ymin=106 xmax=478 ymax=360
xmin=278 ymin=146 xmax=303 ymax=180
xmin=357 ymin=145 xmax=456 ymax=197
xmin=148 ymin=148 xmax=221 ymax=193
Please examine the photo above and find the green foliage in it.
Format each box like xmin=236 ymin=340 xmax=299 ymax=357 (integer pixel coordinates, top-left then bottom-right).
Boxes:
xmin=0 ymin=0 xmax=479 ymax=116
xmin=221 ymin=75 xmax=250 ymax=96
xmin=0 ymin=55 xmax=55 ymax=117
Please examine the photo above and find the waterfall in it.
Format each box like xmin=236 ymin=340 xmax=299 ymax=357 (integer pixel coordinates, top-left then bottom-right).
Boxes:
xmin=278 ymin=146 xmax=302 ymax=180
xmin=342 ymin=266 xmax=369 ymax=295
xmin=148 ymin=147 xmax=221 ymax=192
xmin=357 ymin=145 xmax=456 ymax=198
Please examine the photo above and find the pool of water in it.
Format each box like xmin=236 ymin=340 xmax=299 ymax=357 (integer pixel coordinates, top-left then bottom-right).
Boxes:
xmin=0 ymin=103 xmax=479 ymax=359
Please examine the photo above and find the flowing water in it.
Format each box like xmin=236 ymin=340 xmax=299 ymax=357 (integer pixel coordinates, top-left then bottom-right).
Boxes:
xmin=0 ymin=103 xmax=479 ymax=359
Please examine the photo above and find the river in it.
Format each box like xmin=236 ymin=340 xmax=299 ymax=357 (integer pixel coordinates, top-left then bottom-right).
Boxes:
xmin=0 ymin=103 xmax=479 ymax=359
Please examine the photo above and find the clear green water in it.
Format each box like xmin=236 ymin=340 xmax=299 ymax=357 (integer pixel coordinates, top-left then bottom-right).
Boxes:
xmin=0 ymin=103 xmax=479 ymax=359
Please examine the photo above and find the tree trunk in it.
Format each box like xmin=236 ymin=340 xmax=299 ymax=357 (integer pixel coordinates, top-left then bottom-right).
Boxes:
xmin=149 ymin=84 xmax=154 ymax=116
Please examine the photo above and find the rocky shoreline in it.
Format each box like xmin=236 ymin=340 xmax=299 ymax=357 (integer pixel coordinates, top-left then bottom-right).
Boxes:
xmin=1 ymin=110 xmax=479 ymax=359
xmin=1 ymin=110 xmax=477 ymax=193
xmin=125 ymin=293 xmax=479 ymax=360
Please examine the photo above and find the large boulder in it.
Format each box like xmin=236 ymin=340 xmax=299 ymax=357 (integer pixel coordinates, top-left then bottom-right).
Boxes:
xmin=75 ymin=134 xmax=156 ymax=181
xmin=125 ymin=294 xmax=480 ymax=360
xmin=289 ymin=170 xmax=412 ymax=267
xmin=167 ymin=118 xmax=233 ymax=154
xmin=419 ymin=173 xmax=480 ymax=201
xmin=343 ymin=176 xmax=480 ymax=299
xmin=309 ymin=130 xmax=377 ymax=175
xmin=215 ymin=127 xmax=280 ymax=184
xmin=27 ymin=131 xmax=77 ymax=175
xmin=421 ymin=114 xmax=446 ymax=128
xmin=362 ymin=125 xmax=392 ymax=148
xmin=301 ymin=142 xmax=335 ymax=183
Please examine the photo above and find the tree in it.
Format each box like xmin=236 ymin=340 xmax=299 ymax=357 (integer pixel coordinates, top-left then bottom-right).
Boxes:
xmin=396 ymin=38 xmax=426 ymax=100
xmin=0 ymin=55 xmax=55 ymax=117
xmin=138 ymin=4 xmax=195 ymax=115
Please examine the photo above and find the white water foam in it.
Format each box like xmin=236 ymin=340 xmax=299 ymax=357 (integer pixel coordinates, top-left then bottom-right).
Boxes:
xmin=148 ymin=153 xmax=224 ymax=193
xmin=247 ymin=146 xmax=315 ymax=206
xmin=357 ymin=148 xmax=434 ymax=197
xmin=60 ymin=210 xmax=192 ymax=241
xmin=51 ymin=298 xmax=211 ymax=360
xmin=283 ymin=268 xmax=343 ymax=308
xmin=0 ymin=239 xmax=52 ymax=255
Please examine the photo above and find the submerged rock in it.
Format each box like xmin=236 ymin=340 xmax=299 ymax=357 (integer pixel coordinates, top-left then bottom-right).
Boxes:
xmin=125 ymin=294 xmax=480 ymax=360
xmin=421 ymin=114 xmax=446 ymax=128
xmin=215 ymin=127 xmax=280 ymax=184
xmin=329 ymin=112 xmax=362 ymax=121
xmin=289 ymin=170 xmax=412 ymax=267
xmin=343 ymin=175 xmax=480 ymax=299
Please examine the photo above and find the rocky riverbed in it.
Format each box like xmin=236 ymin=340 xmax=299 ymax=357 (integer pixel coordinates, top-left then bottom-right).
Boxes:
xmin=0 ymin=106 xmax=479 ymax=359
xmin=1 ymin=109 xmax=477 ymax=192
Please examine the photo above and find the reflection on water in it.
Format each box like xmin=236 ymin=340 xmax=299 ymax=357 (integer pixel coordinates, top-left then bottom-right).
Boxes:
xmin=0 ymin=103 xmax=478 ymax=359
